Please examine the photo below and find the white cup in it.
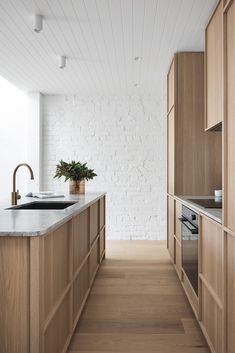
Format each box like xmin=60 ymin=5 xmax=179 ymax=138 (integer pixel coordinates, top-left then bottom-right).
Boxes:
xmin=214 ymin=190 xmax=222 ymax=198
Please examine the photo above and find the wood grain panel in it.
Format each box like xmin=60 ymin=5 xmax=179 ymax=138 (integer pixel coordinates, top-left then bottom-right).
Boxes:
xmin=175 ymin=201 xmax=182 ymax=243
xmin=226 ymin=0 xmax=235 ymax=231
xmin=201 ymin=217 xmax=223 ymax=300
xmin=174 ymin=52 xmax=222 ymax=195
xmin=90 ymin=239 xmax=99 ymax=282
xmin=167 ymin=196 xmax=175 ymax=261
xmin=73 ymin=209 xmax=89 ymax=273
xmin=0 ymin=237 xmax=29 ymax=353
xmin=167 ymin=108 xmax=175 ymax=195
xmin=167 ymin=59 xmax=175 ymax=112
xmin=44 ymin=290 xmax=71 ymax=353
xmin=201 ymin=284 xmax=223 ymax=353
xmin=44 ymin=223 xmax=71 ymax=320
xmin=90 ymin=202 xmax=99 ymax=245
xmin=99 ymin=228 xmax=105 ymax=259
xmin=227 ymin=233 xmax=235 ymax=353
xmin=73 ymin=260 xmax=89 ymax=325
xmin=99 ymin=197 xmax=105 ymax=230
xmin=175 ymin=239 xmax=182 ymax=279
xmin=182 ymin=270 xmax=199 ymax=318
xmin=205 ymin=0 xmax=223 ymax=130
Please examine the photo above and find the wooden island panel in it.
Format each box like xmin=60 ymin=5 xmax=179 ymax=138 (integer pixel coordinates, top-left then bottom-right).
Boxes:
xmin=0 ymin=195 xmax=106 ymax=353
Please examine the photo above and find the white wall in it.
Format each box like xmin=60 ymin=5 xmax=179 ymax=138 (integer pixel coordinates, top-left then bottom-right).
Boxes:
xmin=42 ymin=94 xmax=167 ymax=240
xmin=0 ymin=76 xmax=29 ymax=203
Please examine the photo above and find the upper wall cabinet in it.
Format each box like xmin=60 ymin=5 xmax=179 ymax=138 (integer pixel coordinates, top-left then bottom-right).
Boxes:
xmin=205 ymin=0 xmax=223 ymax=130
xmin=224 ymin=0 xmax=235 ymax=232
xmin=167 ymin=53 xmax=222 ymax=196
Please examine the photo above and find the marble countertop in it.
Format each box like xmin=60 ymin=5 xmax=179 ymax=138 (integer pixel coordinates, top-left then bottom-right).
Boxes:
xmin=174 ymin=195 xmax=222 ymax=224
xmin=0 ymin=192 xmax=106 ymax=237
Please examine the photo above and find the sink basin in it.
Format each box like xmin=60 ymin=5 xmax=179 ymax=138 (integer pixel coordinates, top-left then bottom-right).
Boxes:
xmin=7 ymin=201 xmax=77 ymax=210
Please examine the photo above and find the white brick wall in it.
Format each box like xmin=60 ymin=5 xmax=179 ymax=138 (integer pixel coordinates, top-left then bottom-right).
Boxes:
xmin=42 ymin=94 xmax=167 ymax=240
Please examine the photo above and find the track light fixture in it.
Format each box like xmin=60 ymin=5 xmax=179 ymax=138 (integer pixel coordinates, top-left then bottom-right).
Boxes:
xmin=34 ymin=14 xmax=43 ymax=33
xmin=59 ymin=56 xmax=67 ymax=69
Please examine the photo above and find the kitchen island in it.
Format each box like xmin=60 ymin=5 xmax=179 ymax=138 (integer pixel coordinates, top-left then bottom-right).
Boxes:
xmin=0 ymin=193 xmax=106 ymax=353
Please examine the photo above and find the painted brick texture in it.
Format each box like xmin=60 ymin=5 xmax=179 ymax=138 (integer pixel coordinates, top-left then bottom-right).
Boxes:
xmin=42 ymin=95 xmax=166 ymax=240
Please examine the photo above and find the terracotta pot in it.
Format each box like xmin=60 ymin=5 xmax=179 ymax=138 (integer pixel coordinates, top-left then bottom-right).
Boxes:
xmin=69 ymin=180 xmax=85 ymax=194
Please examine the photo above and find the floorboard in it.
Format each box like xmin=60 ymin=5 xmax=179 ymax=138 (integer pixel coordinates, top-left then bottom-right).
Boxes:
xmin=68 ymin=240 xmax=209 ymax=353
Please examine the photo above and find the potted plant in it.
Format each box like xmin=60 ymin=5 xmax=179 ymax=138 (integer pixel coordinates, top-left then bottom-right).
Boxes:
xmin=54 ymin=160 xmax=97 ymax=194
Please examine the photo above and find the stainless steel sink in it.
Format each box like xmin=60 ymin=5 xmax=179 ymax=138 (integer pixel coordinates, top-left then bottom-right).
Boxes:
xmin=7 ymin=201 xmax=77 ymax=210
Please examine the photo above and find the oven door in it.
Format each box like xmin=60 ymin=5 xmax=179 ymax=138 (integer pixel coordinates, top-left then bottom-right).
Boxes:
xmin=180 ymin=217 xmax=199 ymax=295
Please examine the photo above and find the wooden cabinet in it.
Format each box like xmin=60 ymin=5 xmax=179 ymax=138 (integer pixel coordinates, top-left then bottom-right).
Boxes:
xmin=167 ymin=53 xmax=222 ymax=196
xmin=174 ymin=201 xmax=182 ymax=278
xmin=225 ymin=0 xmax=235 ymax=232
xmin=167 ymin=108 xmax=175 ymax=195
xmin=205 ymin=0 xmax=223 ymax=130
xmin=199 ymin=217 xmax=223 ymax=353
xmin=167 ymin=59 xmax=175 ymax=112
xmin=73 ymin=209 xmax=89 ymax=271
xmin=0 ymin=197 xmax=106 ymax=353
xmin=226 ymin=233 xmax=235 ymax=353
xmin=90 ymin=202 xmax=99 ymax=245
xmin=167 ymin=197 xmax=182 ymax=278
xmin=167 ymin=196 xmax=174 ymax=261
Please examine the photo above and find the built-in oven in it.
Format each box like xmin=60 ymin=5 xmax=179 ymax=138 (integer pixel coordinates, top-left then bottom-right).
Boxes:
xmin=179 ymin=206 xmax=199 ymax=296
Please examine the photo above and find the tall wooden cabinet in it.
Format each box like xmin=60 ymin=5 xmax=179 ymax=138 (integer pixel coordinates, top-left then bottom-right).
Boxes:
xmin=167 ymin=52 xmax=222 ymax=197
xmin=224 ymin=1 xmax=235 ymax=352
xmin=205 ymin=0 xmax=223 ymax=130
xmin=224 ymin=0 xmax=235 ymax=233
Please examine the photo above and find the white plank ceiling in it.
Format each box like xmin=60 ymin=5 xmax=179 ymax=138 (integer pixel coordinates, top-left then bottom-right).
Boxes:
xmin=0 ymin=0 xmax=218 ymax=95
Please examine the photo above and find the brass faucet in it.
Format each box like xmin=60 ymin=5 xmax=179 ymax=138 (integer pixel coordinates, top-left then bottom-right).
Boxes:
xmin=12 ymin=163 xmax=34 ymax=205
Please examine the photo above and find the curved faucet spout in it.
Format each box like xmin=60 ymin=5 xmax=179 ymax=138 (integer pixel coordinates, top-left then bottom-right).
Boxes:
xmin=12 ymin=163 xmax=34 ymax=205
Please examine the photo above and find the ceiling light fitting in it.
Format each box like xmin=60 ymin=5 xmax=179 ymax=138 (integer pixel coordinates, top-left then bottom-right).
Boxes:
xmin=34 ymin=14 xmax=43 ymax=33
xmin=59 ymin=56 xmax=67 ymax=69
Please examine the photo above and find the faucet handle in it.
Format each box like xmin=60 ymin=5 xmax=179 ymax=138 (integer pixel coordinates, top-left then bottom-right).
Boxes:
xmin=17 ymin=190 xmax=21 ymax=200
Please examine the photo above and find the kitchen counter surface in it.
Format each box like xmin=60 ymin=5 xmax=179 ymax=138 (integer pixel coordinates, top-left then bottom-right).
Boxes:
xmin=174 ymin=195 xmax=222 ymax=224
xmin=0 ymin=192 xmax=106 ymax=237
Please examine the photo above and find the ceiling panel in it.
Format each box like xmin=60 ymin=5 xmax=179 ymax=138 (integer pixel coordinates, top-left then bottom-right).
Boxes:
xmin=0 ymin=0 xmax=218 ymax=95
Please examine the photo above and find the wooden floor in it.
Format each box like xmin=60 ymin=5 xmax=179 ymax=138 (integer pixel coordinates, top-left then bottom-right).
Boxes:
xmin=68 ymin=241 xmax=210 ymax=353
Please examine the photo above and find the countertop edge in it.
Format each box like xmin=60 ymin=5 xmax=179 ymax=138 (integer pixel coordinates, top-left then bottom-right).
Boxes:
xmin=172 ymin=195 xmax=222 ymax=225
xmin=0 ymin=192 xmax=106 ymax=237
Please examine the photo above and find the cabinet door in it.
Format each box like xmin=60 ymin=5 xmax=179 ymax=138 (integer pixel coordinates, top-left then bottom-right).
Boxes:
xmin=226 ymin=0 xmax=235 ymax=232
xmin=167 ymin=59 xmax=175 ymax=112
xmin=205 ymin=0 xmax=223 ymax=130
xmin=90 ymin=202 xmax=99 ymax=245
xmin=167 ymin=108 xmax=175 ymax=195
xmin=167 ymin=196 xmax=175 ymax=261
xmin=227 ymin=233 xmax=235 ymax=353
xmin=200 ymin=217 xmax=223 ymax=353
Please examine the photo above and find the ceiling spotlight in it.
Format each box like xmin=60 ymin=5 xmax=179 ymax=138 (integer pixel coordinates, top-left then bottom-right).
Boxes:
xmin=34 ymin=14 xmax=43 ymax=33
xmin=59 ymin=56 xmax=67 ymax=69
xmin=134 ymin=56 xmax=140 ymax=61
xmin=134 ymin=83 xmax=139 ymax=87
